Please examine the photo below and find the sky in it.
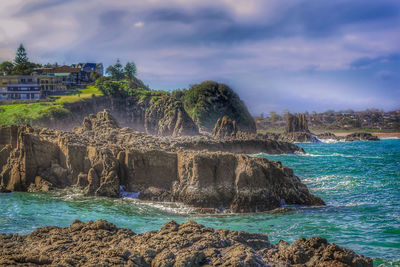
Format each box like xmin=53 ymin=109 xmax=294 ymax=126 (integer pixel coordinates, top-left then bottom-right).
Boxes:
xmin=0 ymin=0 xmax=399 ymax=114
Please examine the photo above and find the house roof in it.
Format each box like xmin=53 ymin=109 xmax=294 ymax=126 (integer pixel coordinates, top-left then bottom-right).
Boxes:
xmin=41 ymin=66 xmax=81 ymax=74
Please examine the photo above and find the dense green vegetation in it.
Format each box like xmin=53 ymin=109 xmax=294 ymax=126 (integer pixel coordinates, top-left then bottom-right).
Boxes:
xmin=95 ymin=59 xmax=150 ymax=98
xmin=173 ymin=81 xmax=256 ymax=132
xmin=0 ymin=86 xmax=102 ymax=125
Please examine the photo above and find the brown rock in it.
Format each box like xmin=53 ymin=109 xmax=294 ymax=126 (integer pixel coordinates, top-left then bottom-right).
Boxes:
xmin=285 ymin=113 xmax=310 ymax=133
xmin=212 ymin=116 xmax=238 ymax=139
xmin=0 ymin=111 xmax=323 ymax=213
xmin=0 ymin=220 xmax=373 ymax=267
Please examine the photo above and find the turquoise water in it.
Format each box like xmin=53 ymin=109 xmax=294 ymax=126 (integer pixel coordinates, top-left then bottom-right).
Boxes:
xmin=1 ymin=139 xmax=399 ymax=265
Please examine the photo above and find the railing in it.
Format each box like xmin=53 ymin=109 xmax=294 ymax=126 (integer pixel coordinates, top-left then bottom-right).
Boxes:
xmin=7 ymin=83 xmax=40 ymax=87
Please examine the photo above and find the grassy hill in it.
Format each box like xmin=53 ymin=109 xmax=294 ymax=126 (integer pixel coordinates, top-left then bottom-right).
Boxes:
xmin=180 ymin=81 xmax=256 ymax=133
xmin=0 ymin=86 xmax=103 ymax=126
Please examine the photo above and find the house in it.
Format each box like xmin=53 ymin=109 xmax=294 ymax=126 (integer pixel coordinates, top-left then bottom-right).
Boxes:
xmin=39 ymin=66 xmax=90 ymax=88
xmin=0 ymin=75 xmax=41 ymax=100
xmin=71 ymin=63 xmax=103 ymax=75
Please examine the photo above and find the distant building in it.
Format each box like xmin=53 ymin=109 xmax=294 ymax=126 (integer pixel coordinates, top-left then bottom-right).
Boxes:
xmin=0 ymin=75 xmax=41 ymax=100
xmin=39 ymin=65 xmax=90 ymax=88
xmin=71 ymin=63 xmax=103 ymax=75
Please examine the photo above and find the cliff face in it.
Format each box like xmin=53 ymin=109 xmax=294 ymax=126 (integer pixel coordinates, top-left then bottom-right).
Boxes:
xmin=32 ymin=94 xmax=199 ymax=137
xmin=0 ymin=220 xmax=373 ymax=266
xmin=0 ymin=110 xmax=323 ymax=213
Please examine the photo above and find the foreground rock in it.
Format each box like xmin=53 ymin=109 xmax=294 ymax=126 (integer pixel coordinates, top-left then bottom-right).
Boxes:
xmin=0 ymin=110 xmax=323 ymax=213
xmin=0 ymin=219 xmax=373 ymax=266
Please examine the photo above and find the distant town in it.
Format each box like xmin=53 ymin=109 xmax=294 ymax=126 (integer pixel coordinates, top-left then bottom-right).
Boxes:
xmin=255 ymin=109 xmax=400 ymax=132
xmin=0 ymin=44 xmax=103 ymax=101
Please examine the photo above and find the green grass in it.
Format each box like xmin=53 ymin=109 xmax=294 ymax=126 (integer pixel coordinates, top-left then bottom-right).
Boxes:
xmin=0 ymin=86 xmax=103 ymax=126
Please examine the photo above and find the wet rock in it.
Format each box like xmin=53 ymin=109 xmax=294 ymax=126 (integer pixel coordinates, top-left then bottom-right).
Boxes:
xmin=0 ymin=220 xmax=373 ymax=267
xmin=317 ymin=132 xmax=339 ymax=140
xmin=345 ymin=133 xmax=379 ymax=141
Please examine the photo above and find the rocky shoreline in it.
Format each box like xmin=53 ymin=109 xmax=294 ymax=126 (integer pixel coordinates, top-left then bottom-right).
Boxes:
xmin=0 ymin=219 xmax=373 ymax=266
xmin=0 ymin=110 xmax=323 ymax=213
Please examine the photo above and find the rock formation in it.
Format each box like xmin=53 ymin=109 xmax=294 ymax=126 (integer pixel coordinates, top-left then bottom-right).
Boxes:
xmin=182 ymin=81 xmax=257 ymax=133
xmin=34 ymin=93 xmax=200 ymax=137
xmin=285 ymin=113 xmax=310 ymax=133
xmin=0 ymin=110 xmax=323 ymax=213
xmin=0 ymin=219 xmax=373 ymax=266
xmin=345 ymin=133 xmax=379 ymax=141
xmin=212 ymin=116 xmax=238 ymax=139
xmin=317 ymin=132 xmax=339 ymax=140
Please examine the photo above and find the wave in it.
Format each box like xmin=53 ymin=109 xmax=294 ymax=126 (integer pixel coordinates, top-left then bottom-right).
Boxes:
xmin=253 ymin=152 xmax=382 ymax=159
xmin=380 ymin=137 xmax=400 ymax=140
xmin=119 ymin=186 xmax=140 ymax=198
xmin=121 ymin=198 xmax=198 ymax=215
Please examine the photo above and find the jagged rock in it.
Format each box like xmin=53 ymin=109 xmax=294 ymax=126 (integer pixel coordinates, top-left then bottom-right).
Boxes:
xmin=317 ymin=132 xmax=339 ymax=140
xmin=285 ymin=113 xmax=310 ymax=133
xmin=0 ymin=111 xmax=323 ymax=213
xmin=212 ymin=116 xmax=238 ymax=139
xmin=27 ymin=176 xmax=53 ymax=192
xmin=0 ymin=220 xmax=373 ymax=266
xmin=345 ymin=133 xmax=379 ymax=141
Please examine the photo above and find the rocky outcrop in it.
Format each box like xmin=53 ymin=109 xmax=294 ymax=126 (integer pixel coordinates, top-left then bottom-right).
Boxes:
xmin=34 ymin=94 xmax=199 ymax=137
xmin=182 ymin=81 xmax=257 ymax=133
xmin=317 ymin=132 xmax=339 ymax=140
xmin=212 ymin=116 xmax=238 ymax=139
xmin=345 ymin=133 xmax=379 ymax=141
xmin=0 ymin=219 xmax=373 ymax=266
xmin=0 ymin=110 xmax=323 ymax=213
xmin=285 ymin=113 xmax=309 ymax=133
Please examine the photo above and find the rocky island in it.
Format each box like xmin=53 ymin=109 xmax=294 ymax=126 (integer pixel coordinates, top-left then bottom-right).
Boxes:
xmin=0 ymin=110 xmax=322 ymax=213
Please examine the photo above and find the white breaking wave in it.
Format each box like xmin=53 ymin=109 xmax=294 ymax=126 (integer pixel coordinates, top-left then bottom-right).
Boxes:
xmin=119 ymin=186 xmax=140 ymax=198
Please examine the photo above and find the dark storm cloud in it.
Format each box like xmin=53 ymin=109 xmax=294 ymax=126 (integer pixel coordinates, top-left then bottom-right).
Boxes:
xmin=139 ymin=0 xmax=399 ymax=47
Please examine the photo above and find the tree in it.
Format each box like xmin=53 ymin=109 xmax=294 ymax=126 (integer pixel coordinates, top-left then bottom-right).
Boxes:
xmin=89 ymin=71 xmax=101 ymax=82
xmin=0 ymin=61 xmax=14 ymax=75
xmin=12 ymin=62 xmax=40 ymax=75
xmin=14 ymin=44 xmax=29 ymax=65
xmin=106 ymin=59 xmax=124 ymax=80
xmin=124 ymin=61 xmax=137 ymax=80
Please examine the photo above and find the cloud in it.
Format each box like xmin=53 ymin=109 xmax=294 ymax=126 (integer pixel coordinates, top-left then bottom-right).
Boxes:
xmin=0 ymin=0 xmax=399 ymax=112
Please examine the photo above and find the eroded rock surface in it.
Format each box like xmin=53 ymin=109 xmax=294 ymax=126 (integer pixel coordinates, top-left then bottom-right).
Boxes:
xmin=212 ymin=116 xmax=238 ymax=139
xmin=0 ymin=110 xmax=323 ymax=212
xmin=0 ymin=220 xmax=373 ymax=266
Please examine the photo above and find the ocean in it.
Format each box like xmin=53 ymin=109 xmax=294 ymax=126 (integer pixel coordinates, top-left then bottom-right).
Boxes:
xmin=1 ymin=139 xmax=399 ymax=266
